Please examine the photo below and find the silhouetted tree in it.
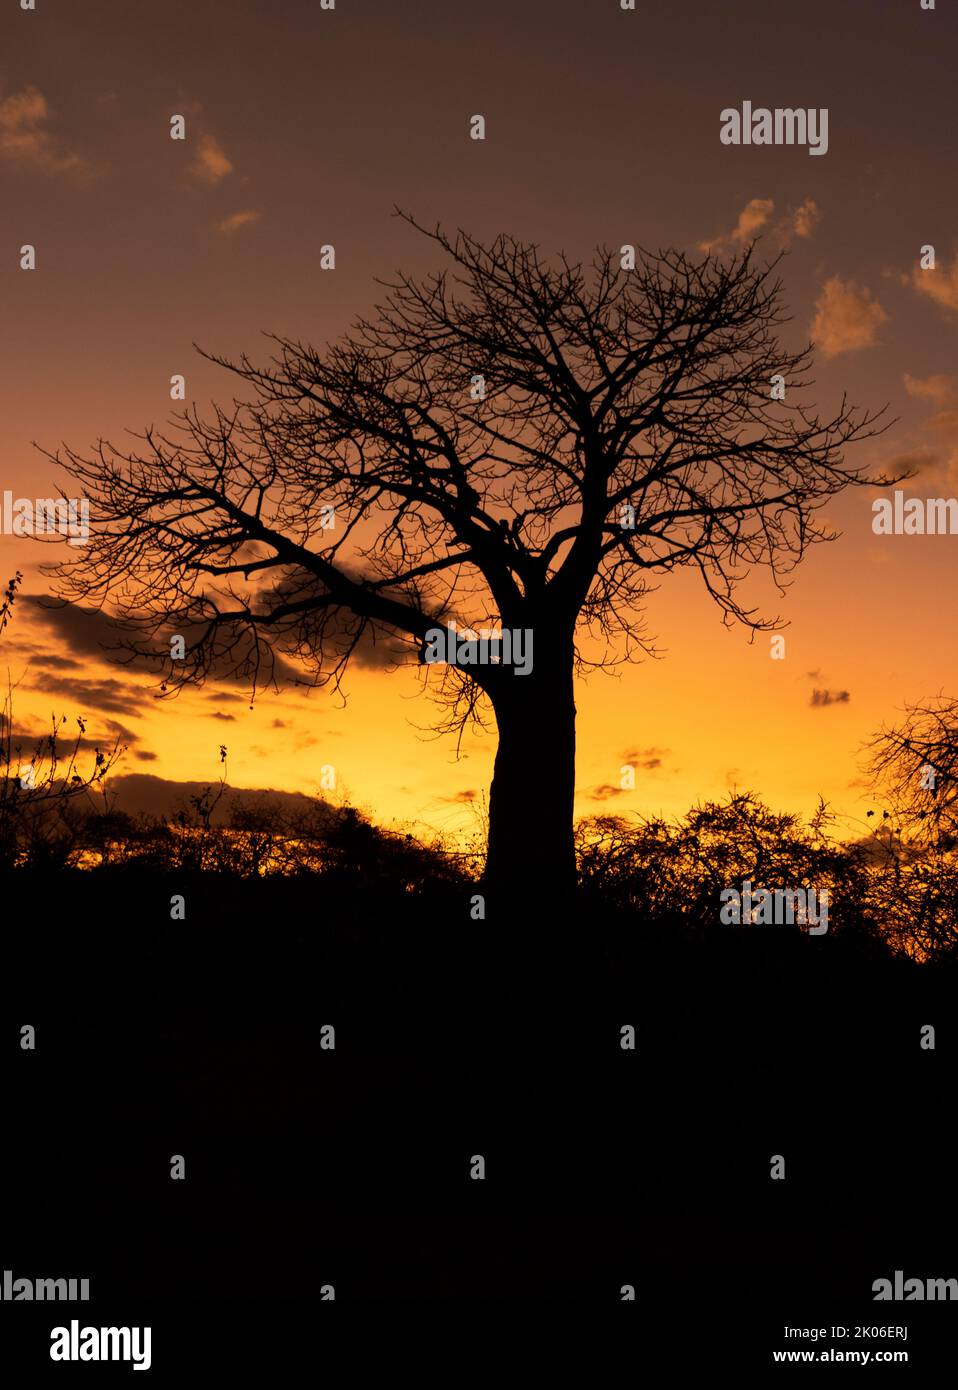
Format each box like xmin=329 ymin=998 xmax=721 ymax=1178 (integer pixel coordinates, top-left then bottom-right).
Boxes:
xmin=862 ymin=698 xmax=958 ymax=958
xmin=865 ymin=696 xmax=958 ymax=850
xmin=576 ymin=792 xmax=869 ymax=932
xmin=47 ymin=216 xmax=893 ymax=902
xmin=0 ymin=572 xmax=123 ymax=867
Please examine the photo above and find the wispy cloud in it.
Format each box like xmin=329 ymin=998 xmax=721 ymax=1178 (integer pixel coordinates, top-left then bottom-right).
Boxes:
xmin=699 ymin=197 xmax=820 ymax=254
xmin=790 ymin=198 xmax=820 ymax=240
xmin=10 ymin=712 xmax=138 ymax=751
xmin=898 ymin=376 xmax=958 ymax=480
xmin=912 ymin=253 xmax=958 ymax=315
xmin=927 ymin=409 xmax=958 ymax=435
xmin=436 ymin=789 xmax=477 ymax=805
xmin=590 ymin=783 xmax=626 ymax=801
xmin=621 ymin=746 xmax=667 ymax=771
xmin=811 ymin=276 xmax=887 ymax=358
xmin=217 ymin=209 xmax=261 ymax=236
xmin=904 ymin=372 xmax=957 ymax=406
xmin=191 ymin=132 xmax=233 ymax=185
xmin=810 ymin=688 xmax=850 ymax=707
xmin=25 ymin=671 xmax=146 ymax=718
xmin=699 ymin=198 xmax=774 ymax=253
xmin=0 ymin=85 xmax=84 ymax=175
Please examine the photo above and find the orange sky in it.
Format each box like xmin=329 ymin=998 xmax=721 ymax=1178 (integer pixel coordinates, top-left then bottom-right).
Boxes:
xmin=2 ymin=0 xmax=957 ymax=843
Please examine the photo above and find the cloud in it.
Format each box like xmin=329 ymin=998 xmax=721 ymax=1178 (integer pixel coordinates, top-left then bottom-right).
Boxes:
xmin=590 ymin=783 xmax=625 ymax=801
xmin=925 ymin=413 xmax=958 ymax=482
xmin=811 ymin=277 xmax=888 ymax=358
xmin=32 ymin=652 xmax=84 ymax=671
xmin=99 ymin=718 xmax=139 ymax=743
xmin=810 ymin=689 xmax=850 ymax=707
xmin=25 ymin=671 xmax=146 ymax=718
xmin=191 ymin=133 xmax=233 ymax=185
xmin=26 ymin=594 xmax=302 ymax=688
xmin=894 ymin=380 xmax=958 ymax=481
xmin=699 ymin=197 xmax=820 ymax=255
xmin=211 ymin=711 xmax=236 ymax=722
xmin=621 ymin=746 xmax=667 ymax=770
xmin=912 ymin=254 xmax=958 ymax=314
xmin=0 ymin=85 xmax=85 ymax=175
xmin=2 ymin=644 xmax=84 ymax=671
xmin=791 ymin=198 xmax=820 ymax=240
xmin=927 ymin=409 xmax=958 ymax=435
xmin=904 ymin=373 xmax=957 ymax=406
xmin=269 ymin=572 xmax=412 ymax=671
xmin=25 ymin=595 xmax=128 ymax=660
xmin=217 ymin=209 xmax=261 ymax=236
xmin=8 ymin=713 xmax=137 ymax=755
xmin=105 ymin=774 xmax=328 ymax=822
xmin=881 ymin=449 xmax=937 ymax=479
xmin=699 ymin=198 xmax=774 ymax=253
xmin=437 ymin=789 xmax=477 ymax=805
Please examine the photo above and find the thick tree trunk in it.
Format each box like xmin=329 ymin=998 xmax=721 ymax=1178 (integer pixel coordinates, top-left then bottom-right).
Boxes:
xmin=482 ymin=636 xmax=578 ymax=913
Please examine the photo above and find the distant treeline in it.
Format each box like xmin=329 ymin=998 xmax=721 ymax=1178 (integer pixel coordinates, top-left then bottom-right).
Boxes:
xmin=2 ymin=772 xmax=955 ymax=963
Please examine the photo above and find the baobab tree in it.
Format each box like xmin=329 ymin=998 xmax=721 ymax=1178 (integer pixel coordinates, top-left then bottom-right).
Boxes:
xmin=47 ymin=214 xmax=891 ymax=904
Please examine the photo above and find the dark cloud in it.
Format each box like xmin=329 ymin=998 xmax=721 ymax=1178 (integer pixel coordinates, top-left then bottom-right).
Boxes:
xmin=882 ymin=450 xmax=936 ymax=478
xmin=590 ymin=783 xmax=625 ymax=801
xmin=11 ymin=713 xmax=136 ymax=743
xmin=210 ymin=711 xmax=236 ymax=722
xmin=135 ymin=750 xmax=158 ymax=762
xmin=621 ymin=746 xmax=666 ymax=771
xmin=8 ymin=650 xmax=83 ymax=672
xmin=25 ymin=589 xmax=411 ymax=698
xmin=24 ymin=595 xmax=129 ymax=662
xmin=25 ymin=670 xmax=145 ymax=717
xmin=24 ymin=594 xmax=303 ymax=689
xmin=268 ymin=573 xmax=413 ymax=672
xmin=28 ymin=652 xmax=84 ymax=671
xmin=810 ymin=689 xmax=851 ymax=707
xmin=7 ymin=726 xmax=133 ymax=759
xmin=99 ymin=718 xmax=138 ymax=743
xmin=345 ymin=625 xmax=413 ymax=669
xmin=105 ymin=773 xmax=328 ymax=822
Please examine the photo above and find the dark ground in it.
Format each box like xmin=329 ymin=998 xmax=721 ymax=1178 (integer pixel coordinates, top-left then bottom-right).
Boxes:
xmin=2 ymin=868 xmax=955 ymax=1372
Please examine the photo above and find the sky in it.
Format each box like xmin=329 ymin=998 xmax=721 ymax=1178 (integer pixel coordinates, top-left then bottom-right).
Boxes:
xmin=1 ymin=0 xmax=957 ymax=843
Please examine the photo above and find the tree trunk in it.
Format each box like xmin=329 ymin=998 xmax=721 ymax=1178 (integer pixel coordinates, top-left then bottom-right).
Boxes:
xmin=482 ymin=635 xmax=578 ymax=914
